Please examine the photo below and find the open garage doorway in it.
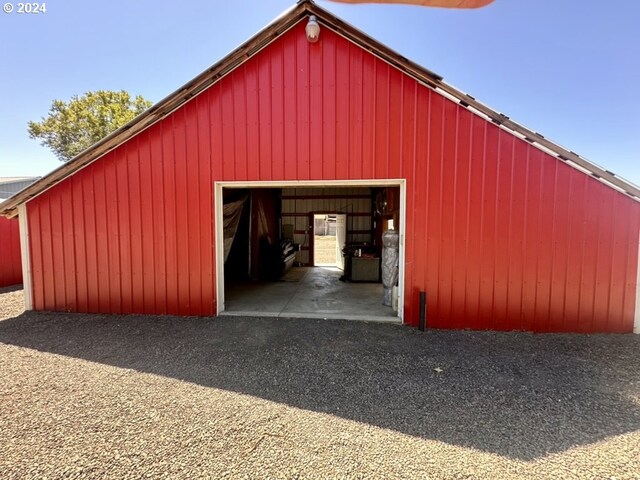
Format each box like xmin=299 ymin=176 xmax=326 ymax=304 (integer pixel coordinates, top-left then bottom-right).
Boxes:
xmin=215 ymin=180 xmax=405 ymax=323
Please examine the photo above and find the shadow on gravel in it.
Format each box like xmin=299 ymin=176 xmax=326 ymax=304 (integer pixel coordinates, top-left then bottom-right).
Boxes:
xmin=1 ymin=311 xmax=639 ymax=460
xmin=0 ymin=284 xmax=24 ymax=294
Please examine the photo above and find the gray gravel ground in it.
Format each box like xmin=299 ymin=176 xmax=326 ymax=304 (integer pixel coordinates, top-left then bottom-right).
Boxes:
xmin=1 ymin=287 xmax=639 ymax=479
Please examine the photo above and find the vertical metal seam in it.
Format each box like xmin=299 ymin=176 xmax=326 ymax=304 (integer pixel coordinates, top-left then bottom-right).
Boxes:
xmin=70 ymin=178 xmax=79 ymax=311
xmin=272 ymin=46 xmax=277 ymax=181
xmin=532 ymin=153 xmax=544 ymax=327
xmin=210 ymin=88 xmax=222 ymax=315
xmin=307 ymin=37 xmax=312 ymax=180
xmin=13 ymin=218 xmax=20 ymax=281
xmin=478 ymin=120 xmax=487 ymax=328
xmin=243 ymin=65 xmax=250 ymax=181
xmin=47 ymin=192 xmax=56 ymax=310
xmin=183 ymin=110 xmax=191 ymax=312
xmin=563 ymin=167 xmax=574 ymax=328
xmin=505 ymin=136 xmax=515 ymax=327
xmin=123 ymin=143 xmax=131 ymax=312
xmin=617 ymin=198 xmax=632 ymax=331
xmin=211 ymin=88 xmax=219 ymax=312
xmin=437 ymin=98 xmax=445 ymax=320
xmin=385 ymin=65 xmax=391 ymax=179
xmin=59 ymin=188 xmax=68 ymax=310
xmin=560 ymin=167 xmax=574 ymax=327
xmin=91 ymin=170 xmax=99 ymax=311
xmin=450 ymin=106 xmax=460 ymax=323
xmin=173 ymin=115 xmax=180 ymax=313
xmin=371 ymin=60 xmax=377 ymax=177
xmin=588 ymin=187 xmax=601 ymax=331
xmin=359 ymin=48 xmax=365 ymax=178
xmin=519 ymin=145 xmax=531 ymax=328
xmin=293 ymin=38 xmax=298 ymax=180
xmin=38 ymin=202 xmax=45 ymax=309
xmin=342 ymin=39 xmax=347 ymax=179
xmin=407 ymin=81 xmax=418 ymax=325
xmin=575 ymin=174 xmax=588 ymax=330
xmin=463 ymin=114 xmax=473 ymax=320
xmin=53 ymin=191 xmax=63 ymax=309
xmin=113 ymin=154 xmax=122 ymax=313
xmin=79 ymin=174 xmax=88 ymax=311
xmin=423 ymin=90 xmax=431 ymax=304
xmin=603 ymin=195 xmax=618 ymax=330
xmin=134 ymin=138 xmax=142 ymax=313
xmin=398 ymin=67 xmax=405 ymax=178
xmin=214 ymin=86 xmax=222 ymax=311
xmin=231 ymin=75 xmax=237 ymax=180
xmin=257 ymin=55 xmax=263 ymax=179
xmin=161 ymin=121 xmax=169 ymax=313
xmin=546 ymin=158 xmax=559 ymax=331
xmin=101 ymin=165 xmax=109 ymax=311
xmin=490 ymin=130 xmax=501 ymax=329
xmin=358 ymin=48 xmax=362 ymax=178
xmin=147 ymin=135 xmax=155 ymax=313
xmin=319 ymin=36 xmax=324 ymax=180
xmin=336 ymin=38 xmax=340 ymax=178
xmin=127 ymin=142 xmax=135 ymax=312
xmin=194 ymin=101 xmax=202 ymax=314
xmin=280 ymin=41 xmax=285 ymax=181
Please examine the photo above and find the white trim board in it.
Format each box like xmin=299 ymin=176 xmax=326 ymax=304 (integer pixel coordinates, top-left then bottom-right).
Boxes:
xmin=214 ymin=179 xmax=407 ymax=323
xmin=17 ymin=204 xmax=33 ymax=310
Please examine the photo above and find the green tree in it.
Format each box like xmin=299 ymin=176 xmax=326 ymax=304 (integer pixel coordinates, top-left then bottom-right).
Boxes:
xmin=28 ymin=90 xmax=153 ymax=162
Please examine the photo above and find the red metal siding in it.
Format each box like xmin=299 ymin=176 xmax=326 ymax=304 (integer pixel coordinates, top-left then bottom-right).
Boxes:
xmin=28 ymin=115 xmax=216 ymax=316
xmin=0 ymin=216 xmax=22 ymax=287
xmin=25 ymin=21 xmax=640 ymax=331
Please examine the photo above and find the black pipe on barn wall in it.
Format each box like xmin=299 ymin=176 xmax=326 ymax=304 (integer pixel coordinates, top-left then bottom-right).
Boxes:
xmin=419 ymin=291 xmax=426 ymax=331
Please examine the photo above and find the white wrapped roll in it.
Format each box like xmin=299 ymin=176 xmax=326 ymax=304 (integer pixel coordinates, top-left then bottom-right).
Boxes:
xmin=381 ymin=230 xmax=399 ymax=306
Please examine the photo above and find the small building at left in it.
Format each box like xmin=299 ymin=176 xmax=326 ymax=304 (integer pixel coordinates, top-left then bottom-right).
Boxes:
xmin=0 ymin=177 xmax=39 ymax=287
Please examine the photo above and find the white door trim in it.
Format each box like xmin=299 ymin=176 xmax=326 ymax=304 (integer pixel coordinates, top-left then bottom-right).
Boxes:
xmin=214 ymin=179 xmax=407 ymax=323
xmin=17 ymin=204 xmax=33 ymax=310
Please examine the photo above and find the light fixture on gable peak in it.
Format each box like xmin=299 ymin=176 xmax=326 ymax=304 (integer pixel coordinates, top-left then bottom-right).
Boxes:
xmin=305 ymin=15 xmax=320 ymax=43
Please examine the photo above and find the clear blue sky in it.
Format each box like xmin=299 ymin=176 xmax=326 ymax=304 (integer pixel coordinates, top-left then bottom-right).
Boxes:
xmin=1 ymin=0 xmax=638 ymax=184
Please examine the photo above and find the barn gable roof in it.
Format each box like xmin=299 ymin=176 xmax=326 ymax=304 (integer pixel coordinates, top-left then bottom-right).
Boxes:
xmin=2 ymin=0 xmax=638 ymax=217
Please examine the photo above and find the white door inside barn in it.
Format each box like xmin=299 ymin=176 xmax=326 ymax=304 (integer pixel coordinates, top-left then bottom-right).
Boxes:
xmin=313 ymin=214 xmax=346 ymax=269
xmin=335 ymin=214 xmax=346 ymax=270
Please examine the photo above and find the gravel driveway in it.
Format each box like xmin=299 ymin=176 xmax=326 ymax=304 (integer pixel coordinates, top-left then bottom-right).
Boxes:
xmin=1 ymin=286 xmax=639 ymax=479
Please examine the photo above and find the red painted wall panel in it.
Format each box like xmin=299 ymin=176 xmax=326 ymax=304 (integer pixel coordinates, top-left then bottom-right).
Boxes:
xmin=25 ymin=20 xmax=640 ymax=331
xmin=0 ymin=216 xmax=22 ymax=287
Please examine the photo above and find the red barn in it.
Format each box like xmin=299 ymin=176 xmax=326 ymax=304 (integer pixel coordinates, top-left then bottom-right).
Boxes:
xmin=1 ymin=1 xmax=639 ymax=332
xmin=0 ymin=216 xmax=22 ymax=288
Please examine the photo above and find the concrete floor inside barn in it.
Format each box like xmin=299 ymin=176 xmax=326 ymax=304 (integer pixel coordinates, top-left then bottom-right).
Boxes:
xmin=223 ymin=267 xmax=398 ymax=321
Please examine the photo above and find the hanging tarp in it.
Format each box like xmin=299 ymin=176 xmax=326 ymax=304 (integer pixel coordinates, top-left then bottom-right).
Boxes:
xmin=223 ymin=196 xmax=248 ymax=263
xmin=327 ymin=0 xmax=493 ymax=8
xmin=250 ymin=189 xmax=280 ymax=279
